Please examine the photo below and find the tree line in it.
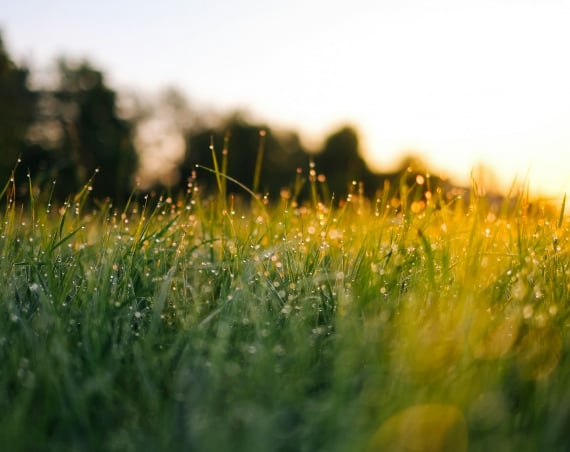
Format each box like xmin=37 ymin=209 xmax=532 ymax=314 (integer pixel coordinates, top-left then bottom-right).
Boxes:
xmin=1 ymin=32 xmax=447 ymax=205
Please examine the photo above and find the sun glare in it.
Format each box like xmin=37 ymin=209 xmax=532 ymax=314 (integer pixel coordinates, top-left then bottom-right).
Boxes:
xmin=4 ymin=0 xmax=568 ymax=197
xmin=287 ymin=2 xmax=570 ymax=198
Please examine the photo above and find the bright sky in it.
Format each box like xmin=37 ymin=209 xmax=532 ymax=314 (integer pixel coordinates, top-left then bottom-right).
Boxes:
xmin=2 ymin=0 xmax=570 ymax=197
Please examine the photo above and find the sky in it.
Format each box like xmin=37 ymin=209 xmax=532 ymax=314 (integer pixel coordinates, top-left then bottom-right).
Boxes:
xmin=2 ymin=0 xmax=570 ymax=197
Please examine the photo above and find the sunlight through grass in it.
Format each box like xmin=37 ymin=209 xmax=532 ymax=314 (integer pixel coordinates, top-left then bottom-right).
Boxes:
xmin=1 ymin=168 xmax=569 ymax=451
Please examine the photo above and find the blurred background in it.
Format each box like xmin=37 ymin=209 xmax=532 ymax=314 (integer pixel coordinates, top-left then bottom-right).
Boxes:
xmin=1 ymin=0 xmax=569 ymax=203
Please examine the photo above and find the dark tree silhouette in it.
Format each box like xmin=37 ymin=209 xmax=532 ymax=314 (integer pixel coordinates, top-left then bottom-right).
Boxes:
xmin=21 ymin=59 xmax=138 ymax=202
xmin=48 ymin=60 xmax=138 ymax=201
xmin=0 ymin=33 xmax=37 ymax=187
xmin=313 ymin=125 xmax=379 ymax=199
xmin=181 ymin=112 xmax=306 ymax=199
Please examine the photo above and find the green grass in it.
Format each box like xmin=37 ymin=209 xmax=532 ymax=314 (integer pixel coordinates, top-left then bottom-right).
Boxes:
xmin=1 ymin=171 xmax=570 ymax=451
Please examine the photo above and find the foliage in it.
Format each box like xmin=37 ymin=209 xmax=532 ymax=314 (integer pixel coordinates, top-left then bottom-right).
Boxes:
xmin=1 ymin=168 xmax=569 ymax=451
xmin=313 ymin=125 xmax=367 ymax=198
xmin=0 ymin=33 xmax=138 ymax=203
xmin=0 ymin=34 xmax=37 ymax=184
xmin=29 ymin=60 xmax=138 ymax=202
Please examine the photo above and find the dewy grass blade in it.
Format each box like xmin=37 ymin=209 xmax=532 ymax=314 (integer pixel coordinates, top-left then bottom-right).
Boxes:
xmin=47 ymin=208 xmax=83 ymax=254
xmin=417 ymin=228 xmax=436 ymax=289
xmin=558 ymin=193 xmax=566 ymax=229
xmin=48 ymin=224 xmax=84 ymax=253
xmin=209 ymin=135 xmax=224 ymax=197
xmin=196 ymin=165 xmax=268 ymax=217
xmin=252 ymin=129 xmax=266 ymax=195
xmin=148 ymin=263 xmax=177 ymax=338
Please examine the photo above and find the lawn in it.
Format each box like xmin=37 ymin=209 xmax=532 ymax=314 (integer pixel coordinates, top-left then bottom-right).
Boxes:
xmin=1 ymin=169 xmax=569 ymax=451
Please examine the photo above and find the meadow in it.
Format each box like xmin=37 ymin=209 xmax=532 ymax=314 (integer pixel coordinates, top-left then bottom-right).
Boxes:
xmin=1 ymin=165 xmax=569 ymax=451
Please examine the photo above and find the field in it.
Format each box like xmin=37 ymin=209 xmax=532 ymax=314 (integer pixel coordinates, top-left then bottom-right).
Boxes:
xmin=1 ymin=169 xmax=569 ymax=451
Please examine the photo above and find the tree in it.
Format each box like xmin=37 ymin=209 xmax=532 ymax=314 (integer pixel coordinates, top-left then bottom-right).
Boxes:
xmin=0 ymin=32 xmax=37 ymax=187
xmin=181 ymin=112 xmax=306 ymax=199
xmin=51 ymin=60 xmax=138 ymax=201
xmin=313 ymin=125 xmax=379 ymax=199
xmin=24 ymin=60 xmax=138 ymax=202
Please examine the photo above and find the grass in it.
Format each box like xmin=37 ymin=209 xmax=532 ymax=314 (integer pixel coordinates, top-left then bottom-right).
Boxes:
xmin=1 ymin=167 xmax=570 ymax=451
